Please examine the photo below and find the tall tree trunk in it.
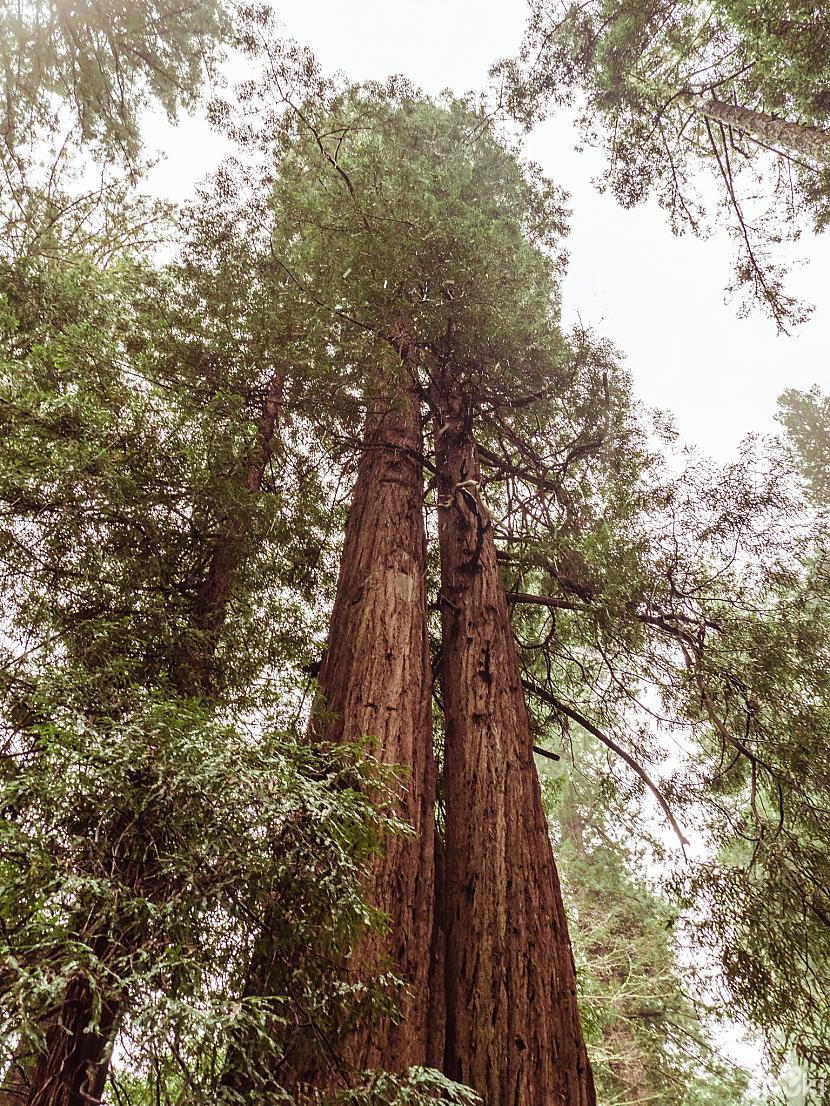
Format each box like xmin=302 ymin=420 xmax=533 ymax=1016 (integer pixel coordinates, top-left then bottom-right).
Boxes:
xmin=6 ymin=376 xmax=285 ymax=1106
xmin=221 ymin=352 xmax=436 ymax=1098
xmin=0 ymin=932 xmax=120 ymax=1106
xmin=688 ymin=94 xmax=830 ymax=165
xmin=25 ymin=956 xmax=119 ymax=1106
xmin=312 ymin=353 xmax=435 ymax=1073
xmin=431 ymin=366 xmax=595 ymax=1106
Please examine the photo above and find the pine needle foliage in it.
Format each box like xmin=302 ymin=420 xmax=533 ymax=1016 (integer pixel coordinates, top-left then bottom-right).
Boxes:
xmin=502 ymin=0 xmax=830 ymax=327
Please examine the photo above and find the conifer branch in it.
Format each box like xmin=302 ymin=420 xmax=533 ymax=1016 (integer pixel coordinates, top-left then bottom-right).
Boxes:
xmin=521 ymin=678 xmax=690 ymax=852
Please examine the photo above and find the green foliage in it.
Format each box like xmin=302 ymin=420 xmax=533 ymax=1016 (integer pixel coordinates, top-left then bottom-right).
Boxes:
xmin=778 ymin=386 xmax=830 ymax=507
xmin=717 ymin=1 xmax=830 ymax=118
xmin=0 ymin=0 xmax=228 ymax=160
xmin=0 ymin=252 xmax=339 ymax=693
xmin=0 ymin=684 xmax=393 ymax=1086
xmin=0 ymin=253 xmax=411 ymax=1103
xmin=552 ymin=775 xmax=754 ymax=1106
xmin=258 ymin=86 xmax=570 ymax=388
xmin=0 ymin=0 xmax=231 ymax=261
xmin=651 ymin=390 xmax=830 ymax=1088
xmin=497 ymin=343 xmax=830 ymax=1078
xmin=502 ymin=0 xmax=830 ymax=326
xmin=2 ymin=29 xmax=829 ymax=1100
xmin=329 ymin=1069 xmax=481 ymax=1105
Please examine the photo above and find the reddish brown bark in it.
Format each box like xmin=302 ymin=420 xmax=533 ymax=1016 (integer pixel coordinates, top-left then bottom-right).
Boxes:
xmin=25 ymin=980 xmax=118 ymax=1106
xmin=432 ymin=367 xmax=595 ymax=1106
xmin=313 ymin=366 xmax=436 ymax=1073
xmin=0 ymin=933 xmax=119 ymax=1106
xmin=7 ymin=378 xmax=285 ymax=1106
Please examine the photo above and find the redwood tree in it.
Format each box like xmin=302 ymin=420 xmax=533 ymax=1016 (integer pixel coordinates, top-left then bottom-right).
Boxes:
xmin=313 ymin=350 xmax=436 ymax=1074
xmin=431 ymin=364 xmax=596 ymax=1106
xmin=3 ymin=375 xmax=288 ymax=1106
xmin=245 ymin=86 xmax=601 ymax=1098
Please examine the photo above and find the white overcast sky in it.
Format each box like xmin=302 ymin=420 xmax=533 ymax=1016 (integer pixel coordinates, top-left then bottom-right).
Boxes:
xmin=148 ymin=0 xmax=830 ymax=464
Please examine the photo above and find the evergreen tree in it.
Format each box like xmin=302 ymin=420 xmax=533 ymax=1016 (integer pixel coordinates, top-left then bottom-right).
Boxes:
xmin=209 ymin=84 xmax=599 ymax=1102
xmin=501 ymin=0 xmax=830 ymax=326
xmin=0 ymin=255 xmax=397 ymax=1105
xmin=499 ymin=398 xmax=830 ymax=1088
xmin=549 ymin=755 xmax=756 ymax=1105
xmin=3 ymin=12 xmax=830 ymax=1105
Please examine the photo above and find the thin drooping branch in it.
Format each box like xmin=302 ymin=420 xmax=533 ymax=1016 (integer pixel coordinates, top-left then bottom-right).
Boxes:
xmin=701 ymin=113 xmax=788 ymax=329
xmin=506 ymin=590 xmax=584 ymax=611
xmin=522 ymin=677 xmax=689 ymax=852
xmin=478 ymin=442 xmax=564 ymax=496
xmin=504 ymin=583 xmax=723 ymax=637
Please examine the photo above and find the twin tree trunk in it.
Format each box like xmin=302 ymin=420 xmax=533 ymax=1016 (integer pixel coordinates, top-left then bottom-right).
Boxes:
xmin=2 ymin=377 xmax=285 ymax=1106
xmin=312 ymin=359 xmax=437 ymax=1073
xmin=431 ymin=365 xmax=596 ymax=1106
xmin=226 ymin=356 xmax=595 ymax=1101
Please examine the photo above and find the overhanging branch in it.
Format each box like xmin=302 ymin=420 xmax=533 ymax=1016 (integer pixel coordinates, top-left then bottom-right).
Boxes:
xmin=522 ymin=677 xmax=690 ymax=852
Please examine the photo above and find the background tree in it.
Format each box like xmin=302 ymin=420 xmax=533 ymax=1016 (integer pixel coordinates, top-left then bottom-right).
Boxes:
xmin=494 ymin=384 xmax=830 ymax=1090
xmin=501 ymin=0 xmax=830 ymax=327
xmin=778 ymin=385 xmax=830 ymax=507
xmin=547 ymin=753 xmax=757 ymax=1106
xmin=0 ymin=0 xmax=232 ymax=260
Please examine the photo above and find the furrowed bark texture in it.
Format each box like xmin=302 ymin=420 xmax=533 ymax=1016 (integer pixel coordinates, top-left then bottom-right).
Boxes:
xmin=7 ymin=379 xmax=285 ymax=1106
xmin=427 ymin=823 xmax=447 ymax=1071
xmin=689 ymin=95 xmax=830 ymax=165
xmin=432 ymin=369 xmax=595 ymax=1106
xmin=25 ymin=978 xmax=118 ymax=1106
xmin=0 ymin=932 xmax=120 ymax=1106
xmin=314 ymin=373 xmax=436 ymax=1073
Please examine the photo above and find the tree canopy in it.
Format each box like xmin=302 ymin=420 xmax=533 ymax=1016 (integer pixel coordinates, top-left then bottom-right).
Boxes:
xmin=502 ymin=0 xmax=830 ymax=326
xmin=1 ymin=7 xmax=829 ymax=1105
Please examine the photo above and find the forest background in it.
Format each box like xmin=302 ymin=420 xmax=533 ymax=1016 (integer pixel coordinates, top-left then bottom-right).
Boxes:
xmin=2 ymin=1 xmax=830 ymax=1105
